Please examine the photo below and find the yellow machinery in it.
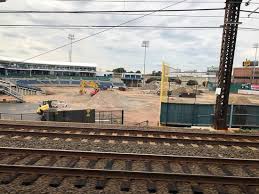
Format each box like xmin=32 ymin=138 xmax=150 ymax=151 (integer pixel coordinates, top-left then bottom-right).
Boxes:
xmin=80 ymin=80 xmax=99 ymax=95
xmin=36 ymin=100 xmax=60 ymax=115
xmin=37 ymin=100 xmax=52 ymax=114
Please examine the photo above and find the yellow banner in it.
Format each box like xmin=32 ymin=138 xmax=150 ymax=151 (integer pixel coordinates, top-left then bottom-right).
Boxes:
xmin=160 ymin=62 xmax=170 ymax=103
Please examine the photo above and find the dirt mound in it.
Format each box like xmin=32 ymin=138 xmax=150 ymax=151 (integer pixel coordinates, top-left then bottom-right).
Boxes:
xmin=142 ymin=81 xmax=159 ymax=90
xmin=173 ymin=87 xmax=194 ymax=95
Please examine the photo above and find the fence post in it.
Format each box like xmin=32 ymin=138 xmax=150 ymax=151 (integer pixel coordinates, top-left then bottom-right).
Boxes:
xmin=0 ymin=113 xmax=1 ymax=120
xmin=99 ymin=111 xmax=100 ymax=125
xmin=229 ymin=104 xmax=234 ymax=128
xmin=110 ymin=111 xmax=113 ymax=124
xmin=21 ymin=114 xmax=23 ymax=120
xmin=121 ymin=110 xmax=124 ymax=125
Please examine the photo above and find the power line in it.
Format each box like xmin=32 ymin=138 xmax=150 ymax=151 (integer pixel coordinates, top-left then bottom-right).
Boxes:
xmin=59 ymin=0 xmax=259 ymax=4
xmin=21 ymin=0 xmax=188 ymax=62
xmin=0 ymin=24 xmax=223 ymax=29
xmin=0 ymin=8 xmax=225 ymax=14
xmin=241 ymin=9 xmax=259 ymax=14
xmin=1 ymin=25 xmax=259 ymax=31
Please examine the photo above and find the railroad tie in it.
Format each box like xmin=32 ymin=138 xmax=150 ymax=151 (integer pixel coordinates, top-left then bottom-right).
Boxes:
xmin=125 ymin=160 xmax=133 ymax=171
xmin=22 ymin=174 xmax=41 ymax=186
xmin=243 ymin=165 xmax=256 ymax=177
xmin=240 ymin=185 xmax=257 ymax=194
xmin=191 ymin=184 xmax=203 ymax=194
xmin=7 ymin=154 xmax=28 ymax=165
xmin=163 ymin=162 xmax=172 ymax=173
xmin=95 ymin=179 xmax=106 ymax=190
xmin=25 ymin=155 xmax=43 ymax=165
xmin=147 ymin=181 xmax=157 ymax=193
xmin=104 ymin=159 xmax=114 ymax=170
xmin=220 ymin=164 xmax=234 ymax=176
xmin=198 ymin=163 xmax=212 ymax=175
xmin=144 ymin=161 xmax=152 ymax=172
xmin=0 ymin=173 xmax=20 ymax=184
xmin=74 ymin=177 xmax=87 ymax=188
xmin=49 ymin=176 xmax=65 ymax=187
xmin=87 ymin=160 xmax=98 ymax=169
xmin=120 ymin=180 xmax=131 ymax=192
xmin=167 ymin=182 xmax=178 ymax=194
xmin=216 ymin=184 xmax=228 ymax=194
xmin=179 ymin=162 xmax=191 ymax=174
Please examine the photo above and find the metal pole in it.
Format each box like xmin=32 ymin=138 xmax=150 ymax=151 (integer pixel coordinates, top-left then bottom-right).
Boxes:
xmin=252 ymin=43 xmax=258 ymax=83
xmin=214 ymin=0 xmax=242 ymax=130
xmin=121 ymin=110 xmax=124 ymax=125
xmin=144 ymin=46 xmax=146 ymax=76
xmin=68 ymin=34 xmax=74 ymax=63
xmin=229 ymin=104 xmax=234 ymax=128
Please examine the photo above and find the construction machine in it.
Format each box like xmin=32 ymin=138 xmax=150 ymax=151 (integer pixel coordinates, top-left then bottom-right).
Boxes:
xmin=36 ymin=100 xmax=67 ymax=115
xmin=79 ymin=80 xmax=100 ymax=96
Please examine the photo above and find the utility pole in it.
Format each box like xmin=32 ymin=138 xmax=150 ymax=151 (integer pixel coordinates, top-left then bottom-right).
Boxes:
xmin=214 ymin=0 xmax=243 ymax=130
xmin=68 ymin=34 xmax=75 ymax=63
xmin=141 ymin=40 xmax=149 ymax=85
xmin=252 ymin=43 xmax=259 ymax=82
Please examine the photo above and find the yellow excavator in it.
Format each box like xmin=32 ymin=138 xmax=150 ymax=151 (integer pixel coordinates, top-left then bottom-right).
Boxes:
xmin=79 ymin=80 xmax=100 ymax=96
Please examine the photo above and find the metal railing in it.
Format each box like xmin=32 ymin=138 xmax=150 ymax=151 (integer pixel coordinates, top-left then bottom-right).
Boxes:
xmin=0 ymin=110 xmax=124 ymax=125
xmin=95 ymin=110 xmax=124 ymax=125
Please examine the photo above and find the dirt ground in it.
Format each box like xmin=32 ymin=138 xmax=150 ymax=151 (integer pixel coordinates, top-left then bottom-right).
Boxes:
xmin=22 ymin=87 xmax=161 ymax=126
xmin=1 ymin=86 xmax=259 ymax=126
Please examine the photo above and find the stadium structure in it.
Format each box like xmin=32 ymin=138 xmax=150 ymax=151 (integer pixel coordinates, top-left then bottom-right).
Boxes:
xmin=0 ymin=57 xmax=129 ymax=102
xmin=0 ymin=57 xmax=97 ymax=78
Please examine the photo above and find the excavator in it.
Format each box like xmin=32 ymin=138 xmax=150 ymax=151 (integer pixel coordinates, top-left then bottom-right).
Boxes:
xmin=79 ymin=80 xmax=100 ymax=96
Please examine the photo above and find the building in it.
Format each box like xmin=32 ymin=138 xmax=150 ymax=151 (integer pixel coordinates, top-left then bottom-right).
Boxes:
xmin=233 ymin=67 xmax=259 ymax=84
xmin=121 ymin=72 xmax=143 ymax=87
xmin=0 ymin=57 xmax=97 ymax=78
xmin=96 ymin=71 xmax=113 ymax=78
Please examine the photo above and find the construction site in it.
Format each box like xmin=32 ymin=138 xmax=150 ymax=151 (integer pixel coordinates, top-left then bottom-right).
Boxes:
xmin=0 ymin=0 xmax=259 ymax=193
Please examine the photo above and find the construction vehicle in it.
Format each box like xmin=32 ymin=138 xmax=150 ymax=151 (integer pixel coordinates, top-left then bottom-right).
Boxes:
xmin=36 ymin=100 xmax=67 ymax=115
xmin=80 ymin=80 xmax=100 ymax=96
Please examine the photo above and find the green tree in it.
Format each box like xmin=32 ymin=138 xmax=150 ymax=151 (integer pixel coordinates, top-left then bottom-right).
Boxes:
xmin=112 ymin=68 xmax=126 ymax=73
xmin=136 ymin=70 xmax=141 ymax=73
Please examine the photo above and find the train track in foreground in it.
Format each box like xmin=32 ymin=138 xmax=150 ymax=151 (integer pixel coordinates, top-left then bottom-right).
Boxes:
xmin=0 ymin=147 xmax=258 ymax=193
xmin=0 ymin=126 xmax=258 ymax=147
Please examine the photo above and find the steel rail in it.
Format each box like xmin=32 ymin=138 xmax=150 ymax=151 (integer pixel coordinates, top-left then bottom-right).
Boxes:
xmin=1 ymin=122 xmax=259 ymax=140
xmin=0 ymin=147 xmax=258 ymax=165
xmin=0 ymin=165 xmax=258 ymax=185
xmin=0 ymin=130 xmax=258 ymax=147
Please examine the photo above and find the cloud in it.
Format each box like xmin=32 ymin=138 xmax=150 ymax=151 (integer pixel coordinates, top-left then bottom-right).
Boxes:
xmin=0 ymin=0 xmax=257 ymax=72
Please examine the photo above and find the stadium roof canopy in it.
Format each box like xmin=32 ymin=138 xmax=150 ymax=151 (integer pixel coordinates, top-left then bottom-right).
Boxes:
xmin=0 ymin=56 xmax=97 ymax=67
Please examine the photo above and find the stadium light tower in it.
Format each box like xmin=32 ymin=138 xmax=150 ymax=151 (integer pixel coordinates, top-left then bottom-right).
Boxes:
xmin=68 ymin=34 xmax=75 ymax=63
xmin=141 ymin=40 xmax=149 ymax=84
xmin=252 ymin=43 xmax=259 ymax=81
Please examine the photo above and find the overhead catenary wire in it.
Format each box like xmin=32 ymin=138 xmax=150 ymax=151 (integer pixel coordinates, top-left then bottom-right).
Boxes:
xmin=59 ymin=0 xmax=259 ymax=4
xmin=0 ymin=8 xmax=225 ymax=14
xmin=0 ymin=25 xmax=259 ymax=31
xmin=20 ymin=0 xmax=191 ymax=62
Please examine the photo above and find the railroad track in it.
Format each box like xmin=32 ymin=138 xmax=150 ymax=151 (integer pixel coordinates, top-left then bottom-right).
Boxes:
xmin=0 ymin=123 xmax=259 ymax=147
xmin=0 ymin=147 xmax=258 ymax=193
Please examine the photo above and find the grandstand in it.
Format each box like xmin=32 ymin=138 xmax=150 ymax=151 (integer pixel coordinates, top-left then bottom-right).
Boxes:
xmin=0 ymin=57 xmax=97 ymax=78
xmin=0 ymin=57 xmax=132 ymax=89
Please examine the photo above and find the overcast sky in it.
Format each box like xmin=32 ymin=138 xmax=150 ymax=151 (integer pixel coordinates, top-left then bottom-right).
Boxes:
xmin=0 ymin=0 xmax=258 ymax=73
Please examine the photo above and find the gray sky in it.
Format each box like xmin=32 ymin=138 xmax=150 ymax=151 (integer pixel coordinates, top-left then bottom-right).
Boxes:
xmin=0 ymin=0 xmax=258 ymax=73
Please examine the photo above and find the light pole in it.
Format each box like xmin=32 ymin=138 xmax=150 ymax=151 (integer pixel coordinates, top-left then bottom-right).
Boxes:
xmin=252 ymin=43 xmax=259 ymax=83
xmin=68 ymin=34 xmax=75 ymax=63
xmin=141 ymin=40 xmax=149 ymax=85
